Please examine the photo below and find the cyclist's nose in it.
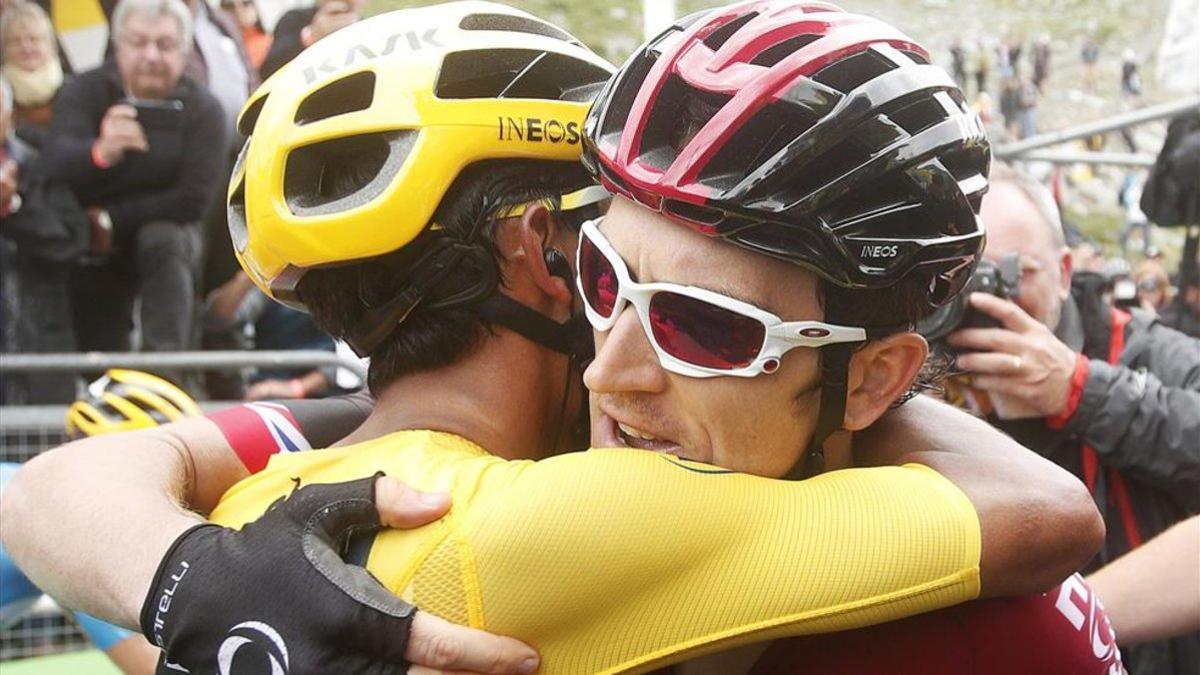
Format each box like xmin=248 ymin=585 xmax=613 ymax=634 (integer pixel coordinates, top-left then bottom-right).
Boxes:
xmin=584 ymin=306 xmax=668 ymax=397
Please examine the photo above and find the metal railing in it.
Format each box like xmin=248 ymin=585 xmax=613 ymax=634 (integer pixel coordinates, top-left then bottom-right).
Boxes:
xmin=0 ymin=349 xmax=367 ymax=380
xmin=995 ymin=95 xmax=1200 ymax=164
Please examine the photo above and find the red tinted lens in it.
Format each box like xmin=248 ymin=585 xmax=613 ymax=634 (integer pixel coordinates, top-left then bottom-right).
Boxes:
xmin=580 ymin=234 xmax=619 ymax=318
xmin=648 ymin=291 xmax=766 ymax=369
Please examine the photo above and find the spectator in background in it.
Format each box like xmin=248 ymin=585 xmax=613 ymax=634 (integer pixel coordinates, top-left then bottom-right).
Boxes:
xmin=999 ymin=74 xmax=1019 ymax=138
xmin=182 ymin=0 xmax=253 ymax=138
xmin=0 ymin=81 xmax=18 ymax=218
xmin=0 ymin=1 xmax=64 ymax=145
xmin=180 ymin=0 xmax=254 ymax=305
xmin=204 ymin=271 xmax=335 ymax=400
xmin=1135 ymin=260 xmax=1171 ymax=313
xmin=1081 ymin=36 xmax=1100 ymax=91
xmin=969 ymin=38 xmax=991 ymax=95
xmin=1003 ymin=36 xmax=1021 ymax=78
xmin=1014 ymin=74 xmax=1038 ymax=140
xmin=948 ymin=163 xmax=1200 ymax=675
xmin=1 ymin=71 xmax=89 ymax=405
xmin=948 ymin=37 xmax=967 ymax=90
xmin=259 ymin=0 xmax=362 ymax=79
xmin=1031 ymin=33 xmax=1050 ymax=92
xmin=1119 ymin=172 xmax=1152 ymax=255
xmin=220 ymin=0 xmax=270 ymax=70
xmin=1120 ymin=49 xmax=1142 ymax=100
xmin=1162 ymin=241 xmax=1200 ymax=338
xmin=44 ymin=0 xmax=227 ymax=360
xmin=0 ymin=78 xmax=20 ymax=402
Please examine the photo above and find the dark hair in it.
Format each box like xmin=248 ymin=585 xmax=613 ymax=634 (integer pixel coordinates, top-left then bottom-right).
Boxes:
xmin=820 ymin=271 xmax=952 ymax=406
xmin=297 ymin=158 xmax=591 ymax=394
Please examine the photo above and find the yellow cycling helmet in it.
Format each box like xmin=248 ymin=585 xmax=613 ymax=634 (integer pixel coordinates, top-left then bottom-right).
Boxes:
xmin=65 ymin=369 xmax=201 ymax=438
xmin=228 ymin=1 xmax=615 ymax=308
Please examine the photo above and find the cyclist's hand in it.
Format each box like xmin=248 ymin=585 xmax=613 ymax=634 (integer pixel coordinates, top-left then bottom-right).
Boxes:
xmin=141 ymin=476 xmax=539 ymax=674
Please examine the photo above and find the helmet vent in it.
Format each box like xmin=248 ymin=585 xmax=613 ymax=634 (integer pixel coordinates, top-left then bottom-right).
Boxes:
xmin=812 ymin=50 xmax=896 ymax=93
xmin=639 ymin=74 xmax=731 ymax=170
xmin=284 ymin=131 xmax=417 ymax=216
xmin=700 ymin=100 xmax=816 ymax=192
xmin=761 ymin=137 xmax=870 ymax=209
xmin=823 ymin=173 xmax=915 ymax=235
xmin=887 ymin=96 xmax=951 ymax=137
xmin=435 ymin=49 xmax=610 ymax=102
xmin=597 ymin=49 xmax=656 ymax=144
xmin=750 ymin=34 xmax=821 ymax=67
xmin=702 ymin=12 xmax=758 ymax=51
xmin=664 ymin=200 xmax=726 ymax=226
xmin=459 ymin=13 xmax=576 ymax=44
xmin=228 ymin=175 xmax=248 ymax=252
xmin=237 ymin=94 xmax=268 ymax=136
xmin=295 ymin=71 xmax=375 ymax=125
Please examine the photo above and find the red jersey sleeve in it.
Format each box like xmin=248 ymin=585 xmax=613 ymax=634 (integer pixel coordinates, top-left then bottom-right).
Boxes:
xmin=208 ymin=402 xmax=312 ymax=474
xmin=752 ymin=574 xmax=1123 ymax=675
xmin=208 ymin=391 xmax=375 ymax=474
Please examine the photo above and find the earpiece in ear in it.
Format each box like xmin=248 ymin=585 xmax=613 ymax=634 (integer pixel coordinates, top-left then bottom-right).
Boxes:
xmin=543 ymin=248 xmax=571 ymax=282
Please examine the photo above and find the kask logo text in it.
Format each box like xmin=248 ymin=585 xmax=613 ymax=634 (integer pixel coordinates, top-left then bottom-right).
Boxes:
xmin=302 ymin=30 xmax=442 ymax=84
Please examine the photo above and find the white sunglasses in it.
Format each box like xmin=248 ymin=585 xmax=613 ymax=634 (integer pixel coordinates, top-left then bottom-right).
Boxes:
xmin=575 ymin=218 xmax=868 ymax=378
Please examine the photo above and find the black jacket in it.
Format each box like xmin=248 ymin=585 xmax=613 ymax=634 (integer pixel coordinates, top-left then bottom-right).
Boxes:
xmin=42 ymin=61 xmax=228 ymax=238
xmin=0 ymin=136 xmax=88 ymax=264
xmin=259 ymin=7 xmax=317 ymax=80
xmin=995 ymin=288 xmax=1200 ymax=675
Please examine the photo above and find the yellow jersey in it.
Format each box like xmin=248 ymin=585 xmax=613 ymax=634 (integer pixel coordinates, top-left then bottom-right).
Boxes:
xmin=210 ymin=430 xmax=981 ymax=674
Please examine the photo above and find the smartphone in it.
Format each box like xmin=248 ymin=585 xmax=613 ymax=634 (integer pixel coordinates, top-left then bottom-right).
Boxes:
xmin=129 ymin=99 xmax=185 ymax=130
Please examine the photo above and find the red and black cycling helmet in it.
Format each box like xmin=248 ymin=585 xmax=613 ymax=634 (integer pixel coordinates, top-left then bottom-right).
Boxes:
xmin=582 ymin=0 xmax=989 ymax=309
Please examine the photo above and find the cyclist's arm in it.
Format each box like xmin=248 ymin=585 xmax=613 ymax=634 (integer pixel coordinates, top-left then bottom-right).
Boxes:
xmin=854 ymin=395 xmax=1104 ymax=598
xmin=0 ymin=417 xmax=243 ymax=627
xmin=0 ymin=394 xmax=371 ymax=627
xmin=1087 ymin=515 xmax=1200 ymax=645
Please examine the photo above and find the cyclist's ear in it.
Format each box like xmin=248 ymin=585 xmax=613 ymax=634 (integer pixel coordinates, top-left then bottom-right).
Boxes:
xmin=521 ymin=202 xmax=573 ymax=306
xmin=841 ymin=332 xmax=929 ymax=431
xmin=494 ymin=203 xmax=573 ymax=308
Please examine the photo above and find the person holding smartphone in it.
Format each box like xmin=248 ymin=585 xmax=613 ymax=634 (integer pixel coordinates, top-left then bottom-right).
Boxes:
xmin=41 ymin=0 xmax=227 ymax=367
xmin=258 ymin=0 xmax=363 ymax=78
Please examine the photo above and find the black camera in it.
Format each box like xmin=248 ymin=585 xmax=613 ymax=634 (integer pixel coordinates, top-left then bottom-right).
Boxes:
xmin=916 ymin=252 xmax=1021 ymax=351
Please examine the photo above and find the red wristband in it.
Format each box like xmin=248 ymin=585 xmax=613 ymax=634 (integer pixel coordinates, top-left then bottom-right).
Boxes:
xmin=91 ymin=142 xmax=111 ymax=169
xmin=1047 ymin=354 xmax=1089 ymax=429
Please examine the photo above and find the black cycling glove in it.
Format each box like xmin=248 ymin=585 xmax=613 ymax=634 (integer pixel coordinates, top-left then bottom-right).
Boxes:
xmin=140 ymin=476 xmax=414 ymax=675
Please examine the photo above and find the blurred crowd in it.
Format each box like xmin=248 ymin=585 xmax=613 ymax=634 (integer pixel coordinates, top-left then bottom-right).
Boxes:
xmin=0 ymin=0 xmax=372 ymax=405
xmin=947 ymin=32 xmax=1146 ymax=143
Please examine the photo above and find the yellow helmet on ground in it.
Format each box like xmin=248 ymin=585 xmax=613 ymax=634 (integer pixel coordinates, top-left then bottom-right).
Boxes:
xmin=65 ymin=370 xmax=201 ymax=438
xmin=228 ymin=1 xmax=615 ymax=308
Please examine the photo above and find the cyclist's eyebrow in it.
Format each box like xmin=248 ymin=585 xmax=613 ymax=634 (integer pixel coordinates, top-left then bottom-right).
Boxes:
xmin=645 ymin=248 xmax=761 ymax=306
xmin=704 ymin=280 xmax=759 ymax=306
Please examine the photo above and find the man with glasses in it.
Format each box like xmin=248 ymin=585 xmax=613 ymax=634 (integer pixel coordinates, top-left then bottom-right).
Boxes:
xmin=5 ymin=3 xmax=1106 ymax=673
xmin=43 ymin=0 xmax=226 ymax=359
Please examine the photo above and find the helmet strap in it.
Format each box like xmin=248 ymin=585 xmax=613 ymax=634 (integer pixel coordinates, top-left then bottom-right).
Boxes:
xmin=784 ymin=341 xmax=856 ymax=481
xmin=476 ymin=294 xmax=593 ymax=363
xmin=347 ymin=238 xmax=493 ymax=357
